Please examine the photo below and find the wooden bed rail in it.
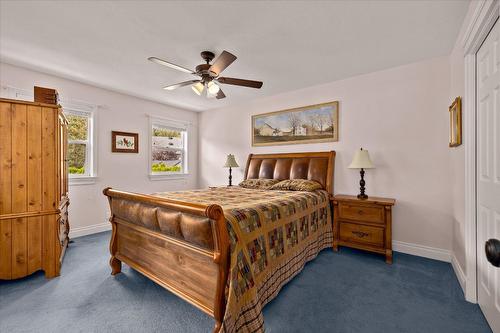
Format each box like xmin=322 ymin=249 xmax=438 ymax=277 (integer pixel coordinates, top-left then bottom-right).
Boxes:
xmin=102 ymin=187 xmax=230 ymax=332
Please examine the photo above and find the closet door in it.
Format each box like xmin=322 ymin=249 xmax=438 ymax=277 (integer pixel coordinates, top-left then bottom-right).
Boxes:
xmin=476 ymin=18 xmax=500 ymax=333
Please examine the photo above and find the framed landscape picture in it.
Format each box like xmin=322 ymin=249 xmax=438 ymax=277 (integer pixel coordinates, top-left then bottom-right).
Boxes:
xmin=252 ymin=101 xmax=339 ymax=146
xmin=112 ymin=131 xmax=139 ymax=153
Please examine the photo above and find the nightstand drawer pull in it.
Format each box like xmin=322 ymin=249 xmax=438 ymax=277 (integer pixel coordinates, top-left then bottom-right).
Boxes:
xmin=352 ymin=231 xmax=369 ymax=238
xmin=358 ymin=209 xmax=364 ymax=215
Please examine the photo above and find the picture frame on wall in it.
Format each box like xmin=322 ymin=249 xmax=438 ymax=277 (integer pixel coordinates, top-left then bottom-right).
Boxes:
xmin=449 ymin=97 xmax=462 ymax=147
xmin=112 ymin=131 xmax=139 ymax=153
xmin=252 ymin=101 xmax=339 ymax=147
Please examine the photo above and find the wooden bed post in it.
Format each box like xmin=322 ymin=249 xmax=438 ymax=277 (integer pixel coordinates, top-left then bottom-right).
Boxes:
xmin=104 ymin=188 xmax=121 ymax=275
xmin=109 ymin=220 xmax=122 ymax=275
xmin=207 ymin=204 xmax=230 ymax=333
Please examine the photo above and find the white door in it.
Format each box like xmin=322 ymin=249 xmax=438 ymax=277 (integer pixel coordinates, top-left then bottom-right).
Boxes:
xmin=476 ymin=18 xmax=500 ymax=333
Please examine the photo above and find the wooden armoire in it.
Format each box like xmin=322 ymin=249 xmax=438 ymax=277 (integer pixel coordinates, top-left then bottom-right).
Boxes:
xmin=0 ymin=98 xmax=69 ymax=279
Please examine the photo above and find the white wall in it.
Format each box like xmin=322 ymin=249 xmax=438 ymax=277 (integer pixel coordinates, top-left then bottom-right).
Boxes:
xmin=199 ymin=56 xmax=454 ymax=254
xmin=449 ymin=28 xmax=467 ymax=276
xmin=447 ymin=0 xmax=480 ymax=283
xmin=0 ymin=62 xmax=199 ymax=237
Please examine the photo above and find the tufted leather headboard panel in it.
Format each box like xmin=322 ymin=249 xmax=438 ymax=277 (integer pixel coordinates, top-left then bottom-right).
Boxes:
xmin=244 ymin=151 xmax=336 ymax=194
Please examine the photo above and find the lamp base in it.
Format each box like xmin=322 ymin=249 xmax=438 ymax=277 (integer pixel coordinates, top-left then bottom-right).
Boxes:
xmin=228 ymin=167 xmax=233 ymax=186
xmin=357 ymin=168 xmax=368 ymax=200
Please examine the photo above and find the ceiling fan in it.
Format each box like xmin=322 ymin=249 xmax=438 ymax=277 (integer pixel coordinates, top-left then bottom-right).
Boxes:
xmin=148 ymin=50 xmax=263 ymax=99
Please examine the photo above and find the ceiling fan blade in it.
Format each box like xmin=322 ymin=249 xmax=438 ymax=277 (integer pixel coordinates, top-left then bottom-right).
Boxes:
xmin=163 ymin=80 xmax=200 ymax=91
xmin=148 ymin=57 xmax=195 ymax=74
xmin=217 ymin=77 xmax=263 ymax=89
xmin=216 ymin=88 xmax=226 ymax=99
xmin=209 ymin=51 xmax=237 ymax=76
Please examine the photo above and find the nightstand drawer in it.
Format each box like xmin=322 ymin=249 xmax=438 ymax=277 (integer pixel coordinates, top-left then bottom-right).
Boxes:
xmin=339 ymin=222 xmax=384 ymax=247
xmin=338 ymin=203 xmax=384 ymax=224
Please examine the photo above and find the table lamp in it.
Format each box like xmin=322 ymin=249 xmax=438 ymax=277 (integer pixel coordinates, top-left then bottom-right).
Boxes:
xmin=223 ymin=154 xmax=239 ymax=186
xmin=348 ymin=148 xmax=374 ymax=199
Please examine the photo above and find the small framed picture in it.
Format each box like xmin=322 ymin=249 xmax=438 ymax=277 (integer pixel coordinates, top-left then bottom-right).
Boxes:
xmin=449 ymin=97 xmax=462 ymax=147
xmin=112 ymin=131 xmax=139 ymax=153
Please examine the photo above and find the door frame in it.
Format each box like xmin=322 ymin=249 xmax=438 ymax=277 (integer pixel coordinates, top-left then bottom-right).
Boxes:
xmin=462 ymin=0 xmax=499 ymax=303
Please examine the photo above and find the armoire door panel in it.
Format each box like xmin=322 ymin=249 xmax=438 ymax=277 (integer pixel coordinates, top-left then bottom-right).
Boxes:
xmin=11 ymin=217 xmax=27 ymax=279
xmin=42 ymin=214 xmax=56 ymax=278
xmin=11 ymin=103 xmax=28 ymax=214
xmin=27 ymin=216 xmax=42 ymax=274
xmin=41 ymin=107 xmax=56 ymax=210
xmin=27 ymin=105 xmax=43 ymax=212
xmin=0 ymin=219 xmax=12 ymax=279
xmin=0 ymin=102 xmax=13 ymax=215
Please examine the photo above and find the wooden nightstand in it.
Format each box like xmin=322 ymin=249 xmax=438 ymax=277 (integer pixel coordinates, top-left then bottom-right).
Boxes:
xmin=332 ymin=194 xmax=396 ymax=263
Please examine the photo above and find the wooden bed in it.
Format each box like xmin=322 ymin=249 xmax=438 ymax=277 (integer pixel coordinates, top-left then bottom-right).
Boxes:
xmin=103 ymin=151 xmax=335 ymax=332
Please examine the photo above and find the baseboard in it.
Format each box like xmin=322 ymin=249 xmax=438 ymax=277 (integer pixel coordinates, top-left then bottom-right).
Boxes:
xmin=451 ymin=254 xmax=466 ymax=293
xmin=393 ymin=240 xmax=451 ymax=262
xmin=70 ymin=222 xmax=111 ymax=238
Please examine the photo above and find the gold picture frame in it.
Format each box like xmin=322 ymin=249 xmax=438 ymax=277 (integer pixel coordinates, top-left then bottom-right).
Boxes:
xmin=449 ymin=97 xmax=462 ymax=147
xmin=252 ymin=101 xmax=339 ymax=147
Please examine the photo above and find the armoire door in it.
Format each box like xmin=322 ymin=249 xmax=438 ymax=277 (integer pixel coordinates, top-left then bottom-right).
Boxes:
xmin=476 ymin=18 xmax=500 ymax=333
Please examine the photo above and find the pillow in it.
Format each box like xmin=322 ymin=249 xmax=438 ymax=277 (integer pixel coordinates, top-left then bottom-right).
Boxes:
xmin=238 ymin=178 xmax=281 ymax=189
xmin=269 ymin=179 xmax=323 ymax=192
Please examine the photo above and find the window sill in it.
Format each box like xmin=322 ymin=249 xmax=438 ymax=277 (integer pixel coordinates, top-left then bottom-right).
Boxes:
xmin=149 ymin=173 xmax=189 ymax=181
xmin=69 ymin=176 xmax=98 ymax=186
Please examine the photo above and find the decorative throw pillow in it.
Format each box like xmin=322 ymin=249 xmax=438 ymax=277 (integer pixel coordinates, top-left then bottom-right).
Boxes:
xmin=238 ymin=178 xmax=281 ymax=189
xmin=269 ymin=179 xmax=323 ymax=192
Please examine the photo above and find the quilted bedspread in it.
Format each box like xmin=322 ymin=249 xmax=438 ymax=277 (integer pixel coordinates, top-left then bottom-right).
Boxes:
xmin=154 ymin=186 xmax=332 ymax=333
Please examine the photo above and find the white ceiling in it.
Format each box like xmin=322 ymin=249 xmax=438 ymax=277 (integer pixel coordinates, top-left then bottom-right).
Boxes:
xmin=0 ymin=0 xmax=468 ymax=112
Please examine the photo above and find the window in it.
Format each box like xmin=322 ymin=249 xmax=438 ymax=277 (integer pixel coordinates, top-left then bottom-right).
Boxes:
xmin=65 ymin=108 xmax=96 ymax=183
xmin=149 ymin=116 xmax=188 ymax=179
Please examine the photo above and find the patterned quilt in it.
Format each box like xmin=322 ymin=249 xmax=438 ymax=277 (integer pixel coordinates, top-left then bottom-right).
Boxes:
xmin=153 ymin=186 xmax=333 ymax=333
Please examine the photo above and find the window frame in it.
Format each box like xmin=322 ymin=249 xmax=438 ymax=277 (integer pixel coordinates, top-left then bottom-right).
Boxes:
xmin=63 ymin=103 xmax=98 ymax=185
xmin=148 ymin=115 xmax=189 ymax=180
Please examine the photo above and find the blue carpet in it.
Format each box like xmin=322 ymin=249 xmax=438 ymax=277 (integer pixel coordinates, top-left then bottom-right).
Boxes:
xmin=0 ymin=231 xmax=491 ymax=333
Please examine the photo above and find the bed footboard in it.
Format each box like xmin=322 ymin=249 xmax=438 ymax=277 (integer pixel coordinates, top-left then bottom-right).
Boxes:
xmin=103 ymin=188 xmax=229 ymax=332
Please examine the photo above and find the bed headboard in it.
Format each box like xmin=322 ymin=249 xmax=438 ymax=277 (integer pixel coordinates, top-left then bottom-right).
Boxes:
xmin=243 ymin=151 xmax=336 ymax=195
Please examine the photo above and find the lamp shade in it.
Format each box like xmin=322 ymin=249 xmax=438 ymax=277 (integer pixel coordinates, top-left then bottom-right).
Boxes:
xmin=191 ymin=82 xmax=204 ymax=96
xmin=224 ymin=154 xmax=239 ymax=168
xmin=348 ymin=148 xmax=374 ymax=169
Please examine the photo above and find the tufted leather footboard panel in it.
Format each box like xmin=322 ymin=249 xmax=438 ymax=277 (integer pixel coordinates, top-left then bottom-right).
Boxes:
xmin=111 ymin=198 xmax=215 ymax=251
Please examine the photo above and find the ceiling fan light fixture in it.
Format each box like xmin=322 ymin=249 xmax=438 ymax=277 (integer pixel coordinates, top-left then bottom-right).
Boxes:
xmin=191 ymin=82 xmax=204 ymax=96
xmin=207 ymin=81 xmax=220 ymax=95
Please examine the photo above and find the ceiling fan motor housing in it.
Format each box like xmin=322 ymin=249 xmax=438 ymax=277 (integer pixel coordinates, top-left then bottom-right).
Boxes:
xmin=195 ymin=64 xmax=214 ymax=83
xmin=200 ymin=51 xmax=215 ymax=63
xmin=197 ymin=51 xmax=219 ymax=80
